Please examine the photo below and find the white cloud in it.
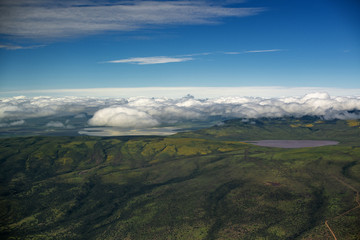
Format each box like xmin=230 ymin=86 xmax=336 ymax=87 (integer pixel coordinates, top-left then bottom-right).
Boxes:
xmin=245 ymin=49 xmax=283 ymax=53
xmin=0 ymin=44 xmax=27 ymax=50
xmin=223 ymin=49 xmax=283 ymax=55
xmin=10 ymin=120 xmax=25 ymax=126
xmin=0 ymin=95 xmax=124 ymax=119
xmin=87 ymin=93 xmax=360 ymax=128
xmin=0 ymin=44 xmax=44 ymax=50
xmin=0 ymin=0 xmax=265 ymax=39
xmin=88 ymin=106 xmax=159 ymax=128
xmin=0 ymin=119 xmax=25 ymax=127
xmin=107 ymin=49 xmax=287 ymax=65
xmin=74 ymin=113 xmax=87 ymax=118
xmin=224 ymin=51 xmax=242 ymax=55
xmin=1 ymin=92 xmax=359 ymax=129
xmin=107 ymin=56 xmax=193 ymax=65
xmin=46 ymin=121 xmax=65 ymax=128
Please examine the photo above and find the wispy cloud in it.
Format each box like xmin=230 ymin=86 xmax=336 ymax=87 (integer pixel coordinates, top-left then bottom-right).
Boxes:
xmin=0 ymin=44 xmax=44 ymax=50
xmin=224 ymin=51 xmax=242 ymax=55
xmin=105 ymin=50 xmax=283 ymax=65
xmin=178 ymin=52 xmax=213 ymax=57
xmin=245 ymin=49 xmax=283 ymax=53
xmin=107 ymin=56 xmax=193 ymax=65
xmin=224 ymin=49 xmax=283 ymax=54
xmin=0 ymin=0 xmax=265 ymax=40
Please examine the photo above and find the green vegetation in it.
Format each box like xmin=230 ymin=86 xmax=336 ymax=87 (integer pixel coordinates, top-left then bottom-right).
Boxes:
xmin=177 ymin=116 xmax=360 ymax=145
xmin=1 ymin=117 xmax=359 ymax=239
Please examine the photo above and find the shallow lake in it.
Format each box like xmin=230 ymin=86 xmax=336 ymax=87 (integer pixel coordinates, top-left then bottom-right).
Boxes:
xmin=78 ymin=127 xmax=179 ymax=136
xmin=250 ymin=140 xmax=339 ymax=148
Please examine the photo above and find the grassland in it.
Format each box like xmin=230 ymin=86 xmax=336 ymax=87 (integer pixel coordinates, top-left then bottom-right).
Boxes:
xmin=0 ymin=117 xmax=359 ymax=239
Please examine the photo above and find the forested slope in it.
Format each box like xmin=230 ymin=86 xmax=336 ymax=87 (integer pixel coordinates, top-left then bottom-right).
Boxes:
xmin=1 ymin=118 xmax=360 ymax=239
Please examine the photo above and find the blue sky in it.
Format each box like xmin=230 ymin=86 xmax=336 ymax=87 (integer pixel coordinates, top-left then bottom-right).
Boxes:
xmin=0 ymin=0 xmax=359 ymax=93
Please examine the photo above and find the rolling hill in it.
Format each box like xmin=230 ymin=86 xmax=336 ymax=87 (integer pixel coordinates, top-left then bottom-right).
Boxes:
xmin=1 ymin=117 xmax=360 ymax=239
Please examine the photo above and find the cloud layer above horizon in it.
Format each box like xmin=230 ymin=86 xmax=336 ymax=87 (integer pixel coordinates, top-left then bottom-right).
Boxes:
xmin=1 ymin=93 xmax=360 ymax=129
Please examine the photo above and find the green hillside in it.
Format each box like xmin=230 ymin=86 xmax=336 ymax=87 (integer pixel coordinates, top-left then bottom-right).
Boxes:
xmin=1 ymin=118 xmax=360 ymax=239
xmin=177 ymin=117 xmax=360 ymax=144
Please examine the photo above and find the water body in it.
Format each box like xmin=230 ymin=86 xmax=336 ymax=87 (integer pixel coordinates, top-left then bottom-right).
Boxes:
xmin=78 ymin=127 xmax=179 ymax=136
xmin=250 ymin=140 xmax=339 ymax=148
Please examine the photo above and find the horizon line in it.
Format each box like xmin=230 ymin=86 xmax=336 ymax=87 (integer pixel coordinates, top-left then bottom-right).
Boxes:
xmin=1 ymin=86 xmax=360 ymax=98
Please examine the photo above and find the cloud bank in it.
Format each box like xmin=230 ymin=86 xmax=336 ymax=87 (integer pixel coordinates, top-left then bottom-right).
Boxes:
xmin=0 ymin=0 xmax=264 ymax=39
xmin=1 ymin=93 xmax=359 ymax=129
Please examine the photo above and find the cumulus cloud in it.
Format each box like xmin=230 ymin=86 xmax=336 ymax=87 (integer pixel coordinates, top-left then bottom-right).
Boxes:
xmin=88 ymin=107 xmax=159 ymax=128
xmin=87 ymin=93 xmax=360 ymax=128
xmin=0 ymin=0 xmax=264 ymax=39
xmin=88 ymin=93 xmax=360 ymax=128
xmin=0 ymin=119 xmax=25 ymax=127
xmin=46 ymin=121 xmax=65 ymax=128
xmin=10 ymin=120 xmax=25 ymax=126
xmin=107 ymin=56 xmax=193 ymax=65
xmin=1 ymin=92 xmax=360 ymax=129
